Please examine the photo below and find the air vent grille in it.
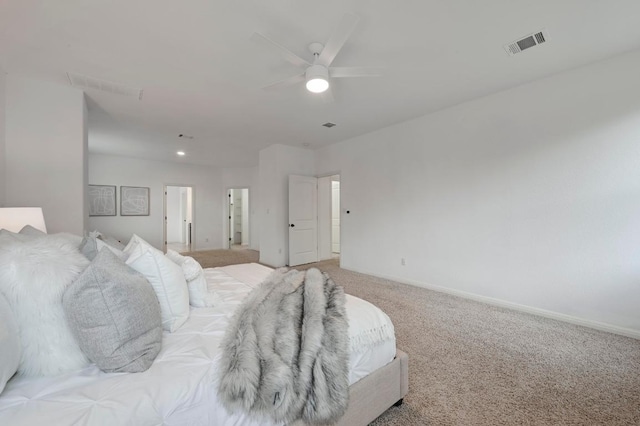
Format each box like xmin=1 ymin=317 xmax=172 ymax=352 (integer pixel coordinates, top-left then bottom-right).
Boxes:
xmin=67 ymin=72 xmax=143 ymax=100
xmin=504 ymin=29 xmax=549 ymax=56
xmin=322 ymin=122 xmax=336 ymax=128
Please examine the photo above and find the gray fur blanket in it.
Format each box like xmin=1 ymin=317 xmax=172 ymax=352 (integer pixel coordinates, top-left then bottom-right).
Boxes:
xmin=217 ymin=267 xmax=349 ymax=425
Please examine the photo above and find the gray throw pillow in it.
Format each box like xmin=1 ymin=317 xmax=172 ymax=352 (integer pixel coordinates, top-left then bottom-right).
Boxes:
xmin=0 ymin=229 xmax=34 ymax=244
xmin=79 ymin=236 xmax=126 ymax=261
xmin=78 ymin=236 xmax=100 ymax=260
xmin=19 ymin=225 xmax=47 ymax=237
xmin=63 ymin=248 xmax=163 ymax=373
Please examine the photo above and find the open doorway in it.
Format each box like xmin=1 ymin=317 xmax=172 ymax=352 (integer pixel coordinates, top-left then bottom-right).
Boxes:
xmin=331 ymin=176 xmax=340 ymax=257
xmin=164 ymin=185 xmax=194 ymax=253
xmin=317 ymin=174 xmax=340 ymax=262
xmin=228 ymin=188 xmax=249 ymax=249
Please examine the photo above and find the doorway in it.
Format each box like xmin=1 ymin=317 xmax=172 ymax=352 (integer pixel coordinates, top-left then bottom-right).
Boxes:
xmin=288 ymin=175 xmax=318 ymax=266
xmin=331 ymin=176 xmax=340 ymax=257
xmin=164 ymin=185 xmax=194 ymax=253
xmin=316 ymin=174 xmax=341 ymax=263
xmin=228 ymin=188 xmax=250 ymax=249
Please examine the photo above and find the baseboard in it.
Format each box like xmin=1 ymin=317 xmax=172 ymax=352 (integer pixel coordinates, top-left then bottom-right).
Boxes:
xmin=345 ymin=266 xmax=640 ymax=340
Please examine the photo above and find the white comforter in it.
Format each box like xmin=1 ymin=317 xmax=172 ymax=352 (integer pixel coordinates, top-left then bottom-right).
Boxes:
xmin=0 ymin=264 xmax=395 ymax=426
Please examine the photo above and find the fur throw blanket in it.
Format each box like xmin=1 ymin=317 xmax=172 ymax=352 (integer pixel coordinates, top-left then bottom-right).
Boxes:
xmin=217 ymin=267 xmax=350 ymax=425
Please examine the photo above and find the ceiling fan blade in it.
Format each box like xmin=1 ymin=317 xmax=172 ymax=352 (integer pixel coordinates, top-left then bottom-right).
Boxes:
xmin=251 ymin=32 xmax=311 ymax=68
xmin=330 ymin=67 xmax=383 ymax=78
xmin=317 ymin=13 xmax=360 ymax=67
xmin=261 ymin=73 xmax=305 ymax=91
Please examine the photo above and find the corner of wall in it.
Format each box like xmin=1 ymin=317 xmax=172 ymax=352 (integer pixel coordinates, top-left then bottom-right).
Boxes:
xmin=258 ymin=144 xmax=317 ymax=266
xmin=4 ymin=74 xmax=87 ymax=234
xmin=0 ymin=68 xmax=6 ymax=207
xmin=82 ymin=94 xmax=88 ymax=233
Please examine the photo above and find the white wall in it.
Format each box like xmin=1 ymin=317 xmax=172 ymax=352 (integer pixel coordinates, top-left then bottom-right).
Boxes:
xmin=316 ymin=49 xmax=640 ymax=335
xmin=89 ymin=154 xmax=222 ymax=250
xmin=0 ymin=69 xmax=6 ymax=207
xmin=82 ymin=99 xmax=89 ymax=229
xmin=259 ymin=144 xmax=315 ymax=267
xmin=5 ymin=75 xmax=87 ymax=234
xmin=221 ymin=166 xmax=259 ymax=250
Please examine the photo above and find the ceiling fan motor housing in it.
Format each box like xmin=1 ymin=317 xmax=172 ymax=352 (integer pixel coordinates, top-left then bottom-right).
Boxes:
xmin=305 ymin=64 xmax=329 ymax=93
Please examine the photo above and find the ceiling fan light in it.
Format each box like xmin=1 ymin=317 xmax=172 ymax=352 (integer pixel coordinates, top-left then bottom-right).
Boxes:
xmin=305 ymin=64 xmax=329 ymax=93
xmin=306 ymin=78 xmax=329 ymax=93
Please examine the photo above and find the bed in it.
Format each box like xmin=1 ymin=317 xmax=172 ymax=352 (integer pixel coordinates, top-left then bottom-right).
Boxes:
xmin=0 ymin=261 xmax=408 ymax=425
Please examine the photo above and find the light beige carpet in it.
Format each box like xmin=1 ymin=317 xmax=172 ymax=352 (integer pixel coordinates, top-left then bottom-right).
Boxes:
xmin=182 ymin=248 xmax=259 ymax=267
xmin=189 ymin=249 xmax=640 ymax=425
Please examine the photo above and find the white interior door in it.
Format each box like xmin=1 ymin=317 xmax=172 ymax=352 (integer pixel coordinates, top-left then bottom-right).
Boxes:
xmin=289 ymin=175 xmax=318 ymax=266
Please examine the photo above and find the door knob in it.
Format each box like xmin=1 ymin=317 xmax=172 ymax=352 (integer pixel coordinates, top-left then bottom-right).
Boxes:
xmin=290 ymin=224 xmax=295 ymax=227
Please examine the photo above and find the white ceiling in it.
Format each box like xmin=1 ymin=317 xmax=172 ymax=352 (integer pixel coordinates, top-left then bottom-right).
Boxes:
xmin=2 ymin=0 xmax=640 ymax=167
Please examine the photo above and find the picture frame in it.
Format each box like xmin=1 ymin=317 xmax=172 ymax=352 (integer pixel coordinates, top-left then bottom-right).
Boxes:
xmin=88 ymin=185 xmax=117 ymax=216
xmin=120 ymin=186 xmax=150 ymax=216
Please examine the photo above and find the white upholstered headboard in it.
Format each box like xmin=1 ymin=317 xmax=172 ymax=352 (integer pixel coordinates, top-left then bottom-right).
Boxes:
xmin=0 ymin=208 xmax=47 ymax=233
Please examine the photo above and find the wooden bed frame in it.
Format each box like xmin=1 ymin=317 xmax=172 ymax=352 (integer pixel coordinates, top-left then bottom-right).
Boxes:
xmin=291 ymin=349 xmax=409 ymax=426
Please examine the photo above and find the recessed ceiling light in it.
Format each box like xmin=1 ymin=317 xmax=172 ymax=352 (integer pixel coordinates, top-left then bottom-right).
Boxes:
xmin=177 ymin=151 xmax=185 ymax=156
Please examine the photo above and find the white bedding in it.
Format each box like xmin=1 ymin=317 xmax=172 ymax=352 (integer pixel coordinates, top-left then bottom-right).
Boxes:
xmin=0 ymin=264 xmax=396 ymax=426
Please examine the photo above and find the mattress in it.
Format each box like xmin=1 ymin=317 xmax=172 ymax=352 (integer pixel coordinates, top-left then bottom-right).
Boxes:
xmin=0 ymin=263 xmax=396 ymax=426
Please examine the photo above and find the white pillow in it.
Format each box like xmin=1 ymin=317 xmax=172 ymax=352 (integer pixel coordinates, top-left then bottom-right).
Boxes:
xmin=126 ymin=237 xmax=189 ymax=332
xmin=165 ymin=248 xmax=183 ymax=263
xmin=187 ymin=272 xmax=221 ymax=308
xmin=123 ymin=233 xmax=146 ymax=256
xmin=0 ymin=292 xmax=20 ymax=394
xmin=88 ymin=230 xmax=102 ymax=238
xmin=166 ymin=249 xmax=220 ymax=308
xmin=166 ymin=249 xmax=199 ymax=280
xmin=0 ymin=235 xmax=90 ymax=377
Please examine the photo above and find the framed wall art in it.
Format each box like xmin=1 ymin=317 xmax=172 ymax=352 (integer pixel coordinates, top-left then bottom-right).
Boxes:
xmin=88 ymin=185 xmax=116 ymax=216
xmin=120 ymin=186 xmax=150 ymax=216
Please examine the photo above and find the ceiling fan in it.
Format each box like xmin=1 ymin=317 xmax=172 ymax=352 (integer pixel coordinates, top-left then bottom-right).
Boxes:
xmin=251 ymin=13 xmax=381 ymax=95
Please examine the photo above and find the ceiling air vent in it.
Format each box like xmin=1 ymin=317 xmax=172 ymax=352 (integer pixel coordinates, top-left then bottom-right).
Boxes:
xmin=322 ymin=122 xmax=336 ymax=128
xmin=504 ymin=29 xmax=549 ymax=56
xmin=66 ymin=72 xmax=143 ymax=100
